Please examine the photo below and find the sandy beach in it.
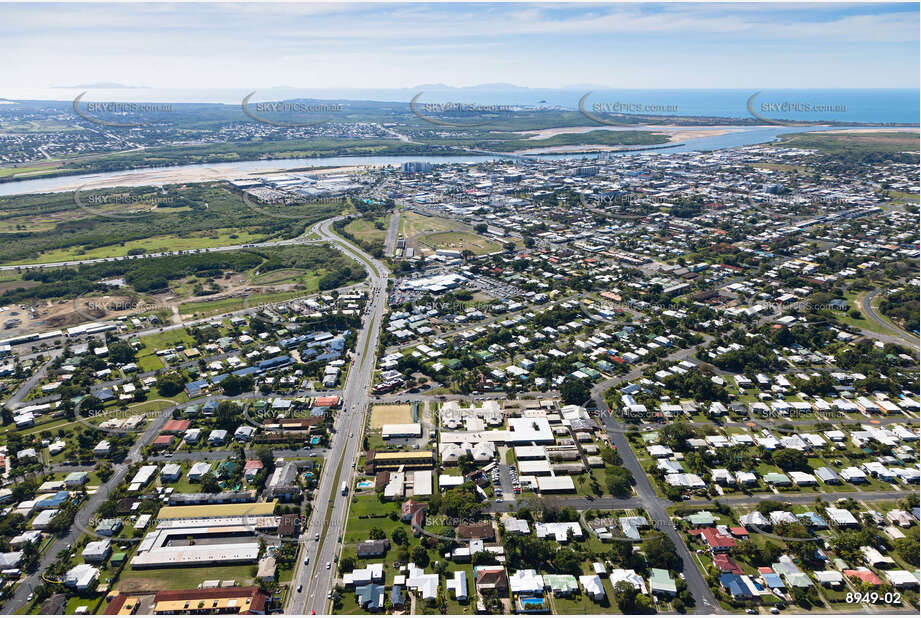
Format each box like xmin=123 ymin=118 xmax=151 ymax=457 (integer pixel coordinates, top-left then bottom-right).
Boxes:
xmin=50 ymin=164 xmax=382 ymax=192
xmin=517 ymin=125 xmax=748 ymax=142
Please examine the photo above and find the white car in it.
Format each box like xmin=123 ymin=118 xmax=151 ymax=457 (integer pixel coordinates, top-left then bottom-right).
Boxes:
xmin=326 ymin=562 xmax=331 ymax=570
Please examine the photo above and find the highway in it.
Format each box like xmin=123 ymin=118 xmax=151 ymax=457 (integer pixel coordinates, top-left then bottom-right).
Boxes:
xmin=860 ymin=287 xmax=919 ymax=349
xmin=285 ymin=216 xmax=389 ymax=615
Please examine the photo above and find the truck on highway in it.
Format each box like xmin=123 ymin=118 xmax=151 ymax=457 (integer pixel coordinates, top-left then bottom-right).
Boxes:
xmin=341 ymin=481 xmax=348 ymax=495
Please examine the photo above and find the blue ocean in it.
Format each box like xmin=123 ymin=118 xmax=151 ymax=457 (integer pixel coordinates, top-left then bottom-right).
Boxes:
xmin=9 ymin=87 xmax=919 ymax=125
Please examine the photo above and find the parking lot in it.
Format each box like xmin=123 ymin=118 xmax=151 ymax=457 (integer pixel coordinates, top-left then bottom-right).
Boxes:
xmin=491 ymin=462 xmax=520 ymax=501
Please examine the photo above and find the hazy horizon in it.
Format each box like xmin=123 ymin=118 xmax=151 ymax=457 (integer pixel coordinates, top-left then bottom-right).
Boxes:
xmin=3 ymin=3 xmax=918 ymax=94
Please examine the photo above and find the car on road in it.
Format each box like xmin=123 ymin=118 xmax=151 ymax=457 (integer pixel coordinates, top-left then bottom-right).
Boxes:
xmin=315 ymin=532 xmax=320 ymax=541
xmin=297 ymin=584 xmax=302 ymax=593
xmin=326 ymin=562 xmax=331 ymax=569
xmin=304 ymin=557 xmax=310 ymax=565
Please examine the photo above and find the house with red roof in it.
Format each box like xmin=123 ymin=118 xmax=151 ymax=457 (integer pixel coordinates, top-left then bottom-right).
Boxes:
xmin=162 ymin=419 xmax=191 ymax=434
xmin=152 ymin=434 xmax=174 ymax=449
xmin=713 ymin=554 xmax=744 ymax=575
xmin=244 ymin=459 xmax=265 ymax=482
xmin=844 ymin=569 xmax=883 ymax=586
xmin=689 ymin=527 xmax=737 ymax=553
xmin=729 ymin=526 xmax=749 ymax=539
xmin=401 ymin=499 xmax=425 ymax=522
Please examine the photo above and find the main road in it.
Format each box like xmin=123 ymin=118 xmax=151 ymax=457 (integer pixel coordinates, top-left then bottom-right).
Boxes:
xmin=860 ymin=287 xmax=919 ymax=349
xmin=285 ymin=216 xmax=389 ymax=615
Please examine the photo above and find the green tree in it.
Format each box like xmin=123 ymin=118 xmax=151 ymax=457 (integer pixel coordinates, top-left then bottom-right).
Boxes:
xmin=560 ymin=379 xmax=591 ymax=405
xmin=391 ymin=527 xmax=408 ymax=546
xmin=552 ymin=549 xmax=582 ymax=576
xmin=771 ymin=448 xmax=807 ymax=471
xmin=200 ymin=472 xmax=220 ymax=493
xmin=411 ymin=544 xmax=430 ymax=567
xmin=156 ymin=372 xmax=185 ymax=396
xmin=642 ymin=534 xmax=681 ymax=571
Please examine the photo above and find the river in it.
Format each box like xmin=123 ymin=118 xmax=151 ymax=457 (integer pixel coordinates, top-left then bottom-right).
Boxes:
xmin=0 ymin=125 xmax=888 ymax=196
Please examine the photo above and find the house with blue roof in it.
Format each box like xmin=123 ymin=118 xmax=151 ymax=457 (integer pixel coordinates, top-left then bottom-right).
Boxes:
xmin=184 ymin=379 xmax=209 ymax=397
xmin=762 ymin=572 xmax=784 ymax=590
xmin=93 ymin=388 xmax=115 ymax=402
xmin=797 ymin=512 xmax=828 ymax=529
xmin=37 ymin=491 xmax=70 ymax=510
xmin=258 ymin=355 xmax=292 ymax=370
xmin=719 ymin=573 xmax=755 ymax=599
xmin=356 ymin=583 xmax=385 ymax=611
xmin=390 ymin=584 xmax=405 ymax=610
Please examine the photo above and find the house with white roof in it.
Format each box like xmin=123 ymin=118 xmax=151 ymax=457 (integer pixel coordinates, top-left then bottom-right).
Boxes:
xmin=609 ymin=569 xmax=647 ymax=593
xmin=509 ymin=569 xmax=545 ymax=595
xmin=579 ymin=575 xmax=606 ymax=601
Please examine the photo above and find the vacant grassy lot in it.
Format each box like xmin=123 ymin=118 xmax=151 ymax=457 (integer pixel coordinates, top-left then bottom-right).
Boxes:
xmin=399 ymin=211 xmax=459 ymax=238
xmin=344 ymin=216 xmax=388 ymax=247
xmin=116 ymin=564 xmax=257 ymax=593
xmin=16 ymin=229 xmax=268 ymax=264
xmin=417 ymin=230 xmax=502 ymax=256
xmin=179 ymin=288 xmax=312 ymax=318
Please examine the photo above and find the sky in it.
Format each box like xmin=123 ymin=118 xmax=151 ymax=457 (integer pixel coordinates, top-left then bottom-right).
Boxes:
xmin=1 ymin=2 xmax=918 ymax=96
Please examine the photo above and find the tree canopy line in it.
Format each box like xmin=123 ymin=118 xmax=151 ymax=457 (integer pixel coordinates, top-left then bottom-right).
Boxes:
xmin=0 ymin=182 xmax=346 ymax=264
xmin=2 ymin=242 xmax=364 ymax=304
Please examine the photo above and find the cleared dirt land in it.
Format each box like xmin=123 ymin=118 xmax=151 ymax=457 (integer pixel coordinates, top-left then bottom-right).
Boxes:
xmin=369 ymin=403 xmax=414 ymax=428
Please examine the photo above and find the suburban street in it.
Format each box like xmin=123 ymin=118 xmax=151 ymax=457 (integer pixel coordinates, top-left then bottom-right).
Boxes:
xmin=0 ymin=399 xmax=174 ymax=613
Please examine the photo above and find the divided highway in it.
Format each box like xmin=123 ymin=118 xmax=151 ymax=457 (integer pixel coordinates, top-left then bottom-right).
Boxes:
xmin=286 ymin=217 xmax=389 ymax=614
